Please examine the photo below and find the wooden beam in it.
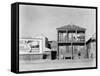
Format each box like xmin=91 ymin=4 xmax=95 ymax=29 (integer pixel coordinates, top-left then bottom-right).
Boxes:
xmin=57 ymin=31 xmax=59 ymax=60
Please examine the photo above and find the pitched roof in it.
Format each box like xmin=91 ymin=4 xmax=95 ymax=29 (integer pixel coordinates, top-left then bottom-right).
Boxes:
xmin=86 ymin=38 xmax=96 ymax=44
xmin=56 ymin=24 xmax=86 ymax=30
xmin=86 ymin=33 xmax=96 ymax=44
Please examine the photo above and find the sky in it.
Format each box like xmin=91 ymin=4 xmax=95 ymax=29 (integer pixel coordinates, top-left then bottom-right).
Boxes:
xmin=19 ymin=5 xmax=96 ymax=41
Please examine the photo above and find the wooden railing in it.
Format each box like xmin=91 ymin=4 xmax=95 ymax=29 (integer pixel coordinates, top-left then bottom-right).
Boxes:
xmin=58 ymin=39 xmax=85 ymax=43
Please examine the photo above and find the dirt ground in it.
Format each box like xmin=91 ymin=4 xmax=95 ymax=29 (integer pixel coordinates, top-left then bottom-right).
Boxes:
xmin=19 ymin=58 xmax=96 ymax=71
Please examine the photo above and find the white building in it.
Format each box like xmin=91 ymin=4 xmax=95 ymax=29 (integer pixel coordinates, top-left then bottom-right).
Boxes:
xmin=34 ymin=34 xmax=51 ymax=53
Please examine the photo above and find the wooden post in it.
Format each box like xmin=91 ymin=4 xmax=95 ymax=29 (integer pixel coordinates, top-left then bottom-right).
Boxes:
xmin=66 ymin=30 xmax=68 ymax=59
xmin=84 ymin=31 xmax=88 ymax=58
xmin=76 ymin=30 xmax=77 ymax=42
xmin=72 ymin=43 xmax=74 ymax=59
xmin=66 ymin=30 xmax=67 ymax=42
xmin=57 ymin=31 xmax=59 ymax=60
xmin=59 ymin=32 xmax=61 ymax=42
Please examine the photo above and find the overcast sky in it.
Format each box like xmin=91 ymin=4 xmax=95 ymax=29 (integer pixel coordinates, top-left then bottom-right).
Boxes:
xmin=19 ymin=5 xmax=96 ymax=41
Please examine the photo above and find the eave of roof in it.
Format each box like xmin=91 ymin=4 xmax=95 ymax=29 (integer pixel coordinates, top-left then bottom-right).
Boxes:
xmin=56 ymin=24 xmax=86 ymax=31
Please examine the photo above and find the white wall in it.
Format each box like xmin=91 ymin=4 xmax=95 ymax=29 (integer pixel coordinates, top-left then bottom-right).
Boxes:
xmin=0 ymin=0 xmax=99 ymax=76
xmin=19 ymin=39 xmax=43 ymax=54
